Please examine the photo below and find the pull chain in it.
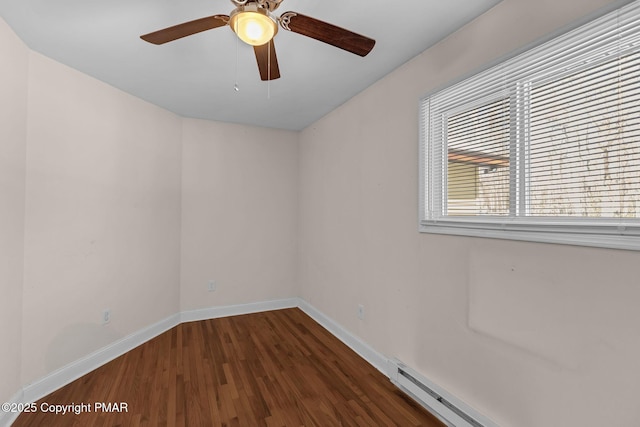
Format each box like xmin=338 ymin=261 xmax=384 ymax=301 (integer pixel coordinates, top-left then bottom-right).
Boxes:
xmin=234 ymin=22 xmax=239 ymax=92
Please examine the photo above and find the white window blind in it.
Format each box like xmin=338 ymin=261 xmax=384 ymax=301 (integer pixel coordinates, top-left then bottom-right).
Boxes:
xmin=420 ymin=1 xmax=640 ymax=250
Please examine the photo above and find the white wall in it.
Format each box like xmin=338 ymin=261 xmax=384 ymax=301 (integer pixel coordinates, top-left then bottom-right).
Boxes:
xmin=180 ymin=119 xmax=298 ymax=311
xmin=0 ymin=17 xmax=28 ymax=404
xmin=21 ymin=52 xmax=183 ymax=385
xmin=298 ymin=0 xmax=640 ymax=426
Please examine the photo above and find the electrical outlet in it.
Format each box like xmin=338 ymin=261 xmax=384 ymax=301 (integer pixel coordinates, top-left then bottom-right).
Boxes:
xmin=357 ymin=304 xmax=365 ymax=320
xmin=102 ymin=309 xmax=111 ymax=325
xmin=207 ymin=280 xmax=217 ymax=292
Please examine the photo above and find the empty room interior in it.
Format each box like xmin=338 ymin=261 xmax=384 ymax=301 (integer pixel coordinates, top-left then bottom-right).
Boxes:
xmin=2 ymin=0 xmax=640 ymax=426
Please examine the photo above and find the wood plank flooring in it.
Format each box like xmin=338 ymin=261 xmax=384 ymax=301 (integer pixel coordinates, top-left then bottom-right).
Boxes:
xmin=13 ymin=308 xmax=444 ymax=427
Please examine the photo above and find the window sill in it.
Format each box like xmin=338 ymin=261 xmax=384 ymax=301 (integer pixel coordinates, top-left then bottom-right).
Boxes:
xmin=419 ymin=220 xmax=640 ymax=251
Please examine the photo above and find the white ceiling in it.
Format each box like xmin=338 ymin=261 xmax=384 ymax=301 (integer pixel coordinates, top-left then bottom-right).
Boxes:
xmin=0 ymin=0 xmax=502 ymax=130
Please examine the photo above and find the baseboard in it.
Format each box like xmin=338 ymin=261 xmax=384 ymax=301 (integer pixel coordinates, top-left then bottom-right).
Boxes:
xmin=0 ymin=390 xmax=24 ymax=427
xmin=297 ymin=299 xmax=389 ymax=375
xmin=3 ymin=298 xmax=497 ymax=427
xmin=21 ymin=312 xmax=181 ymax=405
xmin=13 ymin=298 xmax=301 ymax=415
xmin=180 ymin=298 xmax=299 ymax=323
xmin=9 ymin=297 xmax=390 ymax=427
xmin=6 ymin=298 xmax=501 ymax=427
xmin=0 ymin=301 xmax=393 ymax=427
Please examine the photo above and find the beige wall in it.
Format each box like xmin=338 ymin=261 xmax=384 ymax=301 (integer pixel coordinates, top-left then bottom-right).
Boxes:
xmin=3 ymin=1 xmax=639 ymax=425
xmin=180 ymin=119 xmax=298 ymax=310
xmin=21 ymin=52 xmax=183 ymax=385
xmin=1 ymin=17 xmax=298 ymax=390
xmin=298 ymin=0 xmax=640 ymax=426
xmin=0 ymin=17 xmax=28 ymax=403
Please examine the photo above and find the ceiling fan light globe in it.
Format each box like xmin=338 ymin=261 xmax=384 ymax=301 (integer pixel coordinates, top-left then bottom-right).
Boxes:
xmin=230 ymin=9 xmax=277 ymax=46
xmin=245 ymin=20 xmax=265 ymax=40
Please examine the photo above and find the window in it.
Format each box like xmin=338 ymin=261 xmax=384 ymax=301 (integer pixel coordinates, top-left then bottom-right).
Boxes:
xmin=419 ymin=1 xmax=640 ymax=250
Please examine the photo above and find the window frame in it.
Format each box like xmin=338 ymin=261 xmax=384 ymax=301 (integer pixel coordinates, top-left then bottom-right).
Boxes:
xmin=419 ymin=1 xmax=640 ymax=250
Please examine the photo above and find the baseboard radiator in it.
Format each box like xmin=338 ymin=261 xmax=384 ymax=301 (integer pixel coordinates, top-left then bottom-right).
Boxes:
xmin=388 ymin=359 xmax=498 ymax=427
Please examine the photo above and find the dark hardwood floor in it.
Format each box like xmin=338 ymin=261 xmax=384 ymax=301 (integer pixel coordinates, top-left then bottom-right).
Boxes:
xmin=13 ymin=308 xmax=444 ymax=426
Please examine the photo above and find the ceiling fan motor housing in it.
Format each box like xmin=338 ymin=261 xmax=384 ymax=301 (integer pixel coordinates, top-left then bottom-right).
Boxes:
xmin=230 ymin=0 xmax=284 ymax=13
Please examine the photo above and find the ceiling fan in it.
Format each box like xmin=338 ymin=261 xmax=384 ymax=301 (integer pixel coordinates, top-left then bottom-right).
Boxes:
xmin=140 ymin=0 xmax=376 ymax=81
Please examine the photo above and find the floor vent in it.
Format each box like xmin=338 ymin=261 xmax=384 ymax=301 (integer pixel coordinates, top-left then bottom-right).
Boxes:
xmin=388 ymin=359 xmax=498 ymax=427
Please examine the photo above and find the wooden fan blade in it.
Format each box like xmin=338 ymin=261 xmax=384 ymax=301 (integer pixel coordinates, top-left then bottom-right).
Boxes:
xmin=280 ymin=12 xmax=375 ymax=57
xmin=141 ymin=15 xmax=229 ymax=45
xmin=254 ymin=41 xmax=281 ymax=81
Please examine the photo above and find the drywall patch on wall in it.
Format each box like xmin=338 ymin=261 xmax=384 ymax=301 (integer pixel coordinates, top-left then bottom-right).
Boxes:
xmin=468 ymin=247 xmax=580 ymax=367
xmin=468 ymin=242 xmax=640 ymax=371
